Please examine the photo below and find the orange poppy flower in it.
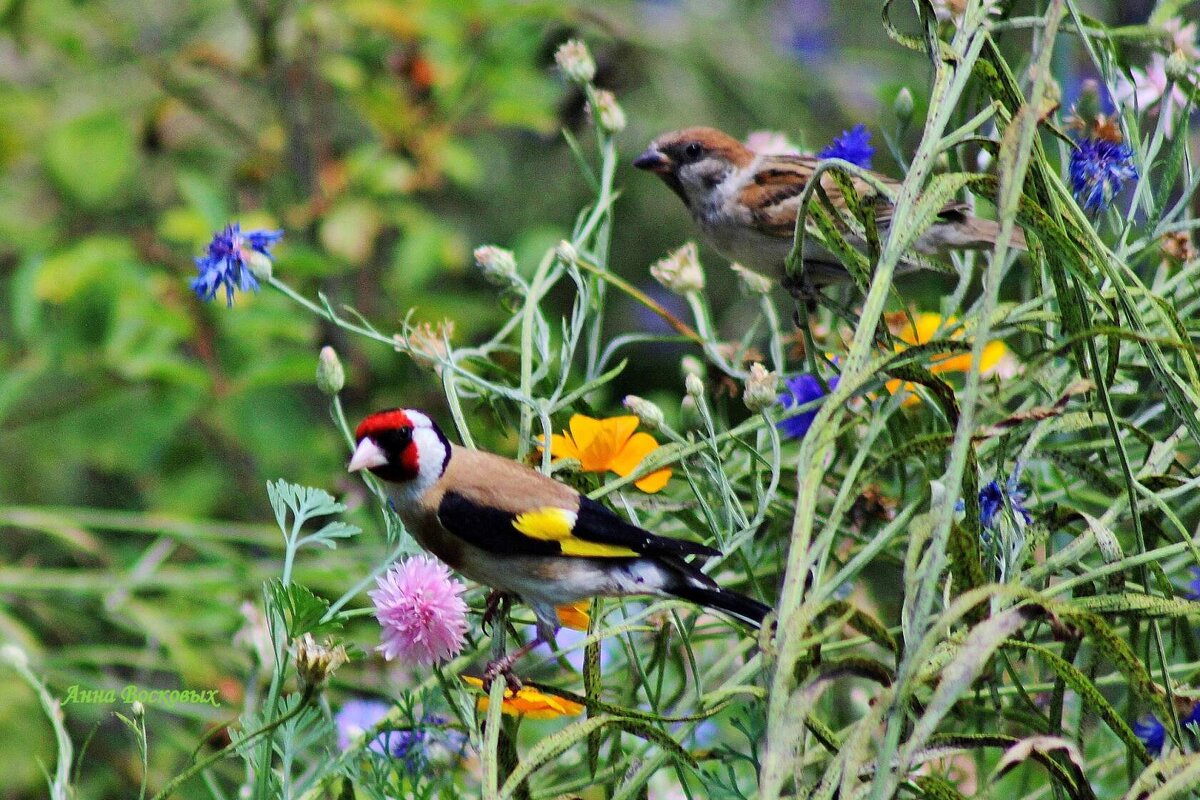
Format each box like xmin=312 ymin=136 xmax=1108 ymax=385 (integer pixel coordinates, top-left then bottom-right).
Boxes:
xmin=555 ymin=601 xmax=591 ymax=631
xmin=885 ymin=313 xmax=1016 ymax=404
xmin=461 ymin=676 xmax=584 ymax=719
xmin=542 ymin=414 xmax=671 ymax=493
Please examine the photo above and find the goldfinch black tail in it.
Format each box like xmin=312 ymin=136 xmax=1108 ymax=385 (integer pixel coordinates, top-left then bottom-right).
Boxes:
xmin=667 ymin=583 xmax=770 ymax=628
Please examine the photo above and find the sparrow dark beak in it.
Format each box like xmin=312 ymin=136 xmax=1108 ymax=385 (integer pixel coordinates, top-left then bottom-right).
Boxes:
xmin=633 ymin=147 xmax=671 ymax=174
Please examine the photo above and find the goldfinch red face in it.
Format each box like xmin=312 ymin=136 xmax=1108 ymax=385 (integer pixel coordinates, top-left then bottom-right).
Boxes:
xmin=348 ymin=408 xmax=450 ymax=487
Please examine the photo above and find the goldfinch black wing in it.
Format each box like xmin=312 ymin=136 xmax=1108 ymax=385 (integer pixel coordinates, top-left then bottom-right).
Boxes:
xmin=437 ymin=492 xmax=720 ymax=560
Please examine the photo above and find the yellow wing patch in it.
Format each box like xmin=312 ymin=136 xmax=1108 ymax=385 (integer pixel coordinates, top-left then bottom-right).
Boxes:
xmin=513 ymin=507 xmax=638 ymax=558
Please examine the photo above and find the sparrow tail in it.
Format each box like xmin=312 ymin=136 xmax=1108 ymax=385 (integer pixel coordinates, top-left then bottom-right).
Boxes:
xmin=667 ymin=583 xmax=771 ymax=628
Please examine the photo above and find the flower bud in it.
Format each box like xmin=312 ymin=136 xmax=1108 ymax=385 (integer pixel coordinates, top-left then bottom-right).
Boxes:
xmin=590 ymin=89 xmax=626 ymax=133
xmin=650 ymin=242 xmax=705 ymax=294
xmin=473 ymin=245 xmax=518 ymax=286
xmin=1165 ymin=48 xmax=1192 ymax=83
xmin=244 ymin=249 xmax=273 ymax=282
xmin=554 ymin=39 xmax=596 ymax=85
xmin=680 ymin=355 xmax=705 ymax=381
xmin=623 ymin=395 xmax=664 ymax=430
xmin=679 ymin=395 xmax=701 ymax=429
xmin=316 ymin=346 xmax=345 ymax=396
xmin=894 ymin=87 xmax=914 ymax=125
xmin=743 ymin=362 xmax=779 ymax=412
xmin=131 ymin=701 xmax=145 ymax=718
xmin=555 ymin=240 xmax=578 ymax=264
xmin=731 ymin=263 xmax=773 ymax=295
xmin=294 ymin=633 xmax=347 ymax=692
xmin=401 ymin=320 xmax=454 ymax=375
xmin=685 ymin=372 xmax=705 ymax=398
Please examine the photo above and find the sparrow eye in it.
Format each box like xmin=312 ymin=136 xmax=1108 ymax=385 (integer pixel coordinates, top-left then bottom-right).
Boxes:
xmin=683 ymin=142 xmax=703 ymax=161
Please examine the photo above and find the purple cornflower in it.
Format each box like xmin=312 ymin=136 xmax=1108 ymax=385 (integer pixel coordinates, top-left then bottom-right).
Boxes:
xmin=773 ymin=0 xmax=833 ymax=62
xmin=334 ymin=700 xmax=440 ymax=770
xmin=1184 ymin=566 xmax=1200 ymax=601
xmin=1068 ymin=137 xmax=1137 ymax=212
xmin=778 ymin=374 xmax=836 ymax=440
xmin=818 ymin=124 xmax=874 ymax=169
xmin=190 ymin=223 xmax=283 ymax=306
xmin=335 ymin=699 xmax=400 ymax=755
xmin=1133 ymin=704 xmax=1200 ymax=758
xmin=1134 ymin=715 xmax=1166 ymax=756
xmin=978 ymin=474 xmax=1032 ymax=531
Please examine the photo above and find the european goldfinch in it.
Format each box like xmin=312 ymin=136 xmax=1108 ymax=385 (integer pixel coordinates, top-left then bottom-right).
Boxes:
xmin=348 ymin=408 xmax=769 ymax=679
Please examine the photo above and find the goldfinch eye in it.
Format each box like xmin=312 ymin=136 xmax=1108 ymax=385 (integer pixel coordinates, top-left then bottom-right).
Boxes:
xmin=684 ymin=142 xmax=703 ymax=161
xmin=378 ymin=426 xmax=413 ymax=451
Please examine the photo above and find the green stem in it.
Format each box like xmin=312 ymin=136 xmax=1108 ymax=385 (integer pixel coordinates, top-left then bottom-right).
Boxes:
xmin=150 ymin=687 xmax=315 ymax=800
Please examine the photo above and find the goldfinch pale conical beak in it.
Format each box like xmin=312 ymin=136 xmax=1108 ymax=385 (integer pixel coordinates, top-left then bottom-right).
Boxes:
xmin=348 ymin=438 xmax=389 ymax=472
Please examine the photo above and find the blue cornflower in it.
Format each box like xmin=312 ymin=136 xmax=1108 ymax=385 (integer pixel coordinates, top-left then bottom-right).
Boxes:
xmin=978 ymin=473 xmax=1033 ymax=531
xmin=334 ymin=699 xmax=431 ymax=769
xmin=778 ymin=374 xmax=837 ymax=440
xmin=1068 ymin=137 xmax=1137 ymax=212
xmin=818 ymin=124 xmax=875 ymax=169
xmin=977 ymin=481 xmax=1003 ymax=530
xmin=1185 ymin=566 xmax=1200 ymax=601
xmin=1134 ymin=715 xmax=1166 ymax=756
xmin=1185 ymin=702 xmax=1200 ymax=728
xmin=335 ymin=699 xmax=393 ymax=755
xmin=190 ymin=223 xmax=283 ymax=306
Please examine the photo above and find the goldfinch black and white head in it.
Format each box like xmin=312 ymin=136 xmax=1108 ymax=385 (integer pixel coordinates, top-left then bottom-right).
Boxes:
xmin=348 ymin=408 xmax=451 ymax=495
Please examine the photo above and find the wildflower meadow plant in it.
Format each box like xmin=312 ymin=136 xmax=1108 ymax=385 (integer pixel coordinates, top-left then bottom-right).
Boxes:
xmin=1069 ymin=135 xmax=1139 ymax=211
xmin=818 ymin=123 xmax=875 ymax=168
xmin=18 ymin=6 xmax=1200 ymax=800
xmin=189 ymin=223 xmax=282 ymax=306
xmin=371 ymin=556 xmax=468 ymax=666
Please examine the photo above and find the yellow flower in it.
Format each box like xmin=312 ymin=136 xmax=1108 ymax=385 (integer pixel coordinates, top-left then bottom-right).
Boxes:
xmin=886 ymin=313 xmax=1016 ymax=403
xmin=461 ymin=676 xmax=585 ymax=719
xmin=542 ymin=414 xmax=671 ymax=493
xmin=555 ymin=600 xmax=590 ymax=631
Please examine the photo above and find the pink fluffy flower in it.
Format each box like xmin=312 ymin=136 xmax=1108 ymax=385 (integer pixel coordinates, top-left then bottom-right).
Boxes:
xmin=370 ymin=556 xmax=468 ymax=666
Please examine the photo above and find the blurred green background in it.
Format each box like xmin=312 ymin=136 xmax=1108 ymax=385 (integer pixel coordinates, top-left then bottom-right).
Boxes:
xmin=0 ymin=0 xmax=1158 ymax=794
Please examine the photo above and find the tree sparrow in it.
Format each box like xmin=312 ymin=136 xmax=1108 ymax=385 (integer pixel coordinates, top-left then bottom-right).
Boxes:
xmin=349 ymin=408 xmax=769 ymax=683
xmin=634 ymin=126 xmax=1024 ymax=285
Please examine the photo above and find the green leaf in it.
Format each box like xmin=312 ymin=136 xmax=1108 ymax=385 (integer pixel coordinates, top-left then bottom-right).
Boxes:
xmin=1123 ymin=753 xmax=1200 ymax=800
xmin=320 ymin=199 xmax=382 ymax=265
xmin=43 ymin=112 xmax=137 ymax=206
xmin=176 ymin=170 xmax=230 ymax=231
xmin=266 ymin=480 xmax=346 ymax=536
xmin=34 ymin=236 xmax=138 ymax=303
xmin=1005 ymin=640 xmax=1152 ymax=763
xmin=296 ymin=521 xmax=361 ymax=550
xmin=265 ymin=580 xmax=343 ymax=638
xmin=1071 ymin=593 xmax=1200 ymax=620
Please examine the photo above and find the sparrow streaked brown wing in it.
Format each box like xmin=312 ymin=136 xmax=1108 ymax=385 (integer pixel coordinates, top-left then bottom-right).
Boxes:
xmin=634 ymin=126 xmax=1024 ymax=285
